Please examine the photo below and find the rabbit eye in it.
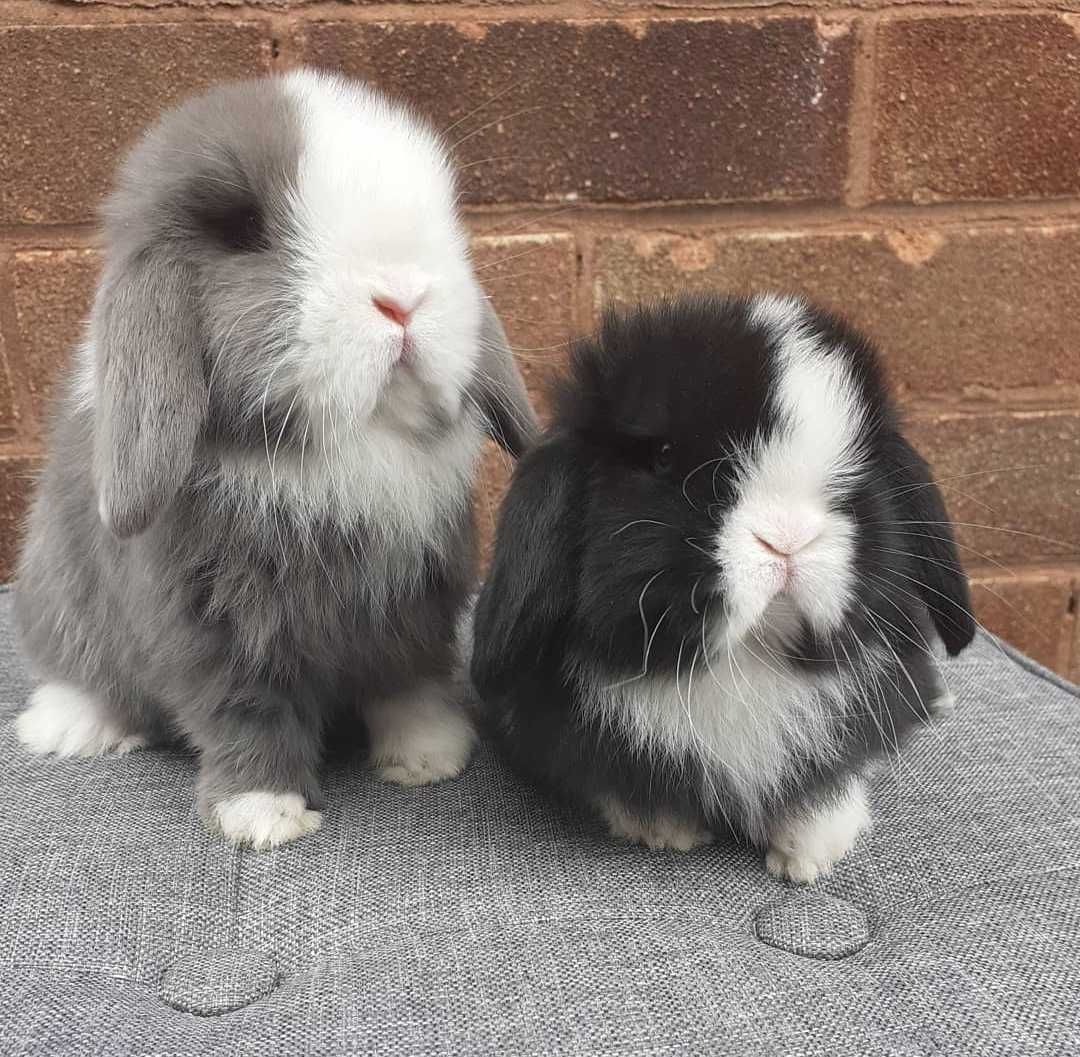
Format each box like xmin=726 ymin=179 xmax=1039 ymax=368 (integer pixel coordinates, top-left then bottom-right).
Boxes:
xmin=215 ymin=204 xmax=266 ymax=253
xmin=197 ymin=195 xmax=267 ymax=254
xmin=652 ymin=440 xmax=675 ymax=475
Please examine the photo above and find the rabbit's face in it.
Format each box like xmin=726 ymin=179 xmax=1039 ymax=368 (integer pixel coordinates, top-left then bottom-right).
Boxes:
xmin=85 ymin=70 xmax=537 ymax=541
xmin=98 ymin=70 xmax=481 ymax=462
xmin=564 ymin=295 xmax=911 ymax=667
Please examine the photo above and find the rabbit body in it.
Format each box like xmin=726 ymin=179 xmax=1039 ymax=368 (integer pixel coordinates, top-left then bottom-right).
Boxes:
xmin=472 ymin=294 xmax=974 ymax=881
xmin=15 ymin=70 xmax=537 ymax=847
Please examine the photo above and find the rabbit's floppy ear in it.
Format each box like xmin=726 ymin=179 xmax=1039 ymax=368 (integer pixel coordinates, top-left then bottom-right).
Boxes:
xmin=472 ymin=297 xmax=541 ymax=458
xmin=92 ymin=248 xmax=207 ymax=538
xmin=882 ymin=432 xmax=975 ymax=656
xmin=471 ymin=436 xmax=579 ymax=697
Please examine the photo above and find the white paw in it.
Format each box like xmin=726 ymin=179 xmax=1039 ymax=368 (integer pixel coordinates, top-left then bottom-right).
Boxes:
xmin=766 ymin=779 xmax=871 ymax=883
xmin=366 ymin=684 xmax=475 ymax=787
xmin=16 ymin=683 xmax=147 ymax=758
xmin=211 ymin=791 xmax=322 ymax=850
xmin=931 ymin=690 xmax=957 ymax=717
xmin=600 ymin=797 xmax=713 ymax=852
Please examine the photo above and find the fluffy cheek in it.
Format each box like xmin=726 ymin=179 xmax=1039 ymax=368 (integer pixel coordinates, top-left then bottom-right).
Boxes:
xmin=291 ymin=276 xmax=394 ymax=420
xmin=789 ymin=519 xmax=856 ymax=632
xmin=714 ymin=509 xmax=784 ymax=643
xmin=407 ymin=275 xmax=481 ymax=419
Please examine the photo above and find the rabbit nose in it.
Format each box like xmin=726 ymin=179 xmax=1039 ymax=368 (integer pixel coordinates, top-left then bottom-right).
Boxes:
xmin=372 ymin=296 xmax=413 ymax=329
xmin=754 ymin=534 xmax=790 ymax=558
xmin=753 ymin=527 xmax=821 ymax=558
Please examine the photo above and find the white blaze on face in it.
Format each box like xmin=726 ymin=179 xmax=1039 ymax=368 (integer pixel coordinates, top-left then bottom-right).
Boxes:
xmin=716 ymin=295 xmax=867 ymax=642
xmin=280 ymin=69 xmax=480 ymax=424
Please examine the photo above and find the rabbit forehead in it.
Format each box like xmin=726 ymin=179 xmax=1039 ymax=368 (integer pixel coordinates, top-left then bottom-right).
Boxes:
xmin=283 ymin=68 xmax=458 ymax=256
xmin=740 ymin=293 xmax=870 ymax=499
xmin=577 ymin=294 xmax=873 ymax=485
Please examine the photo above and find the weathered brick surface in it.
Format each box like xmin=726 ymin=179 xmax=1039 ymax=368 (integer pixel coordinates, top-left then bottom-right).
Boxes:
xmin=471 ymin=232 xmax=576 ymax=560
xmin=594 ymin=224 xmax=1080 ymax=398
xmin=907 ymin=411 xmax=1080 ymax=565
xmin=969 ymin=569 xmax=1076 ymax=674
xmin=873 ymin=15 xmax=1080 ymax=203
xmin=0 ymin=455 xmax=40 ymax=583
xmin=302 ymin=17 xmax=854 ymax=204
xmin=0 ymin=24 xmax=270 ymax=225
xmin=11 ymin=250 xmax=101 ymax=428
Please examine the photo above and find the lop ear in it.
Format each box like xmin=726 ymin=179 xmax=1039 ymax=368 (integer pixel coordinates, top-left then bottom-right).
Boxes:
xmin=471 ymin=436 xmax=579 ymax=698
xmin=472 ymin=297 xmax=541 ymax=458
xmin=92 ymin=249 xmax=207 ymax=538
xmin=883 ymin=432 xmax=976 ymax=656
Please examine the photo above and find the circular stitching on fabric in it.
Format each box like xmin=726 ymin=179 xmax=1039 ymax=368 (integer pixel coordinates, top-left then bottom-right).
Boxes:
xmin=159 ymin=948 xmax=280 ymax=1015
xmin=753 ymin=895 xmax=870 ymax=960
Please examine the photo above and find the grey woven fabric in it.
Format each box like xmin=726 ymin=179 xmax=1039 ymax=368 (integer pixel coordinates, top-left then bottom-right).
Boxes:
xmin=1 ymin=589 xmax=1078 ymax=1056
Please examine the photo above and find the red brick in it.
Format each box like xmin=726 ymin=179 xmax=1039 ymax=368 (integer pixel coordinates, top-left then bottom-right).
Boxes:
xmin=873 ymin=15 xmax=1080 ymax=203
xmin=10 ymin=250 xmax=101 ymax=428
xmin=0 ymin=455 xmax=41 ymax=583
xmin=470 ymin=232 xmax=576 ymax=562
xmin=907 ymin=411 xmax=1080 ymax=565
xmin=301 ymin=17 xmax=854 ymax=204
xmin=594 ymin=224 xmax=1080 ymax=398
xmin=0 ymin=24 xmax=271 ymax=225
xmin=969 ymin=569 xmax=1075 ymax=674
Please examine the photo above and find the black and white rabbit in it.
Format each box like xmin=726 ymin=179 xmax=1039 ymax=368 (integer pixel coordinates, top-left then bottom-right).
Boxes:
xmin=471 ymin=293 xmax=974 ymax=882
xmin=14 ymin=70 xmax=538 ymax=848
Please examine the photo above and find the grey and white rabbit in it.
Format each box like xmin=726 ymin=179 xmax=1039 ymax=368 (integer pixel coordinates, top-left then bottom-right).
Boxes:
xmin=472 ymin=294 xmax=974 ymax=881
xmin=14 ymin=69 xmax=538 ymax=848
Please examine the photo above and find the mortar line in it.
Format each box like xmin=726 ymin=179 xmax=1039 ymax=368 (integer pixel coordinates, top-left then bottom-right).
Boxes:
xmin=845 ymin=11 xmax=879 ymax=208
xmin=7 ymin=198 xmax=1080 ymax=249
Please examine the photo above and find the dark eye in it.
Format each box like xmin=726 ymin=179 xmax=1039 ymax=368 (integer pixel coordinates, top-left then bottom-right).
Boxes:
xmin=214 ymin=203 xmax=266 ymax=253
xmin=196 ymin=191 xmax=268 ymax=253
xmin=652 ymin=440 xmax=675 ymax=475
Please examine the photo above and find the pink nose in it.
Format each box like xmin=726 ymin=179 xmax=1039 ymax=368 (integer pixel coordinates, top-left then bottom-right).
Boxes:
xmin=754 ymin=534 xmax=791 ymax=558
xmin=753 ymin=531 xmax=819 ymax=558
xmin=372 ymin=296 xmax=412 ymax=328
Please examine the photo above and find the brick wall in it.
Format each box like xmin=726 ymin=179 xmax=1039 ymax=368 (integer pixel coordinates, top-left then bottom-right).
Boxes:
xmin=0 ymin=2 xmax=1077 ymax=678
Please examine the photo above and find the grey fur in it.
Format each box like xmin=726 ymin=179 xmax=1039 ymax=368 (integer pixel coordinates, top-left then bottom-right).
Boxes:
xmin=14 ymin=74 xmax=537 ymax=832
xmin=475 ymin=299 xmax=540 ymax=458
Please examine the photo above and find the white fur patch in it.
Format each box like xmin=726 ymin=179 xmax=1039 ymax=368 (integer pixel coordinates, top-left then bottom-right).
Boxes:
xmin=931 ymin=689 xmax=957 ymax=716
xmin=16 ymin=683 xmax=146 ymax=757
xmin=583 ymin=632 xmax=852 ymax=840
xmin=766 ymin=777 xmax=871 ymax=883
xmin=364 ymin=682 xmax=475 ymax=786
xmin=598 ymin=796 xmax=713 ymax=852
xmin=716 ymin=294 xmax=865 ymax=641
xmin=281 ymin=69 xmax=481 ymax=429
xmin=211 ymin=791 xmax=323 ymax=849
